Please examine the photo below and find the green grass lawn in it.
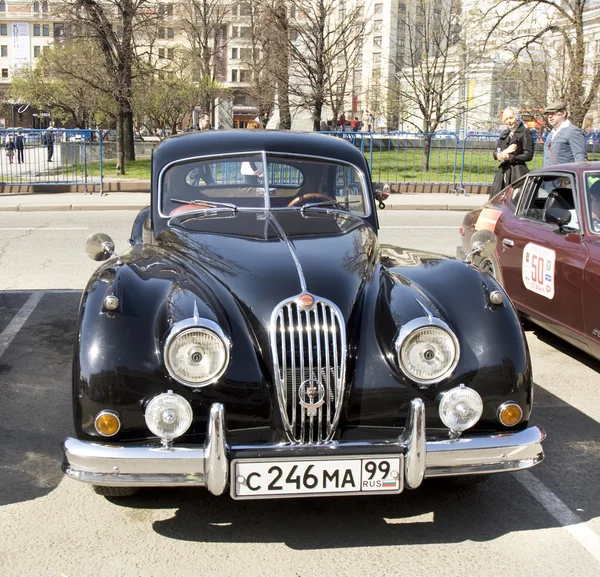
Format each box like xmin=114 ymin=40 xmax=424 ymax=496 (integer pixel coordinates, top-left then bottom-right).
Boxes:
xmin=87 ymin=158 xmax=152 ymax=179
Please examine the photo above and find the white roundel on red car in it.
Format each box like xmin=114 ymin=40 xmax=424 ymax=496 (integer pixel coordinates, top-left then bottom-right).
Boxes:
xmin=522 ymin=243 xmax=556 ymax=299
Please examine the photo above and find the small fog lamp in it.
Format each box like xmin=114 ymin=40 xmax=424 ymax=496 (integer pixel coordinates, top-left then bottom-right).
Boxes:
xmin=438 ymin=385 xmax=483 ymax=434
xmin=497 ymin=402 xmax=523 ymax=426
xmin=144 ymin=391 xmax=193 ymax=443
xmin=95 ymin=410 xmax=121 ymax=436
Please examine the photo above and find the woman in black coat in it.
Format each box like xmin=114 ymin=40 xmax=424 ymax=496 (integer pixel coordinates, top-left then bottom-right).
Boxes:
xmin=489 ymin=107 xmax=534 ymax=198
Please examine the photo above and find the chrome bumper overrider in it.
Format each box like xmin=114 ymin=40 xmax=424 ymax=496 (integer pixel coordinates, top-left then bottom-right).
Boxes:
xmin=62 ymin=400 xmax=546 ymax=495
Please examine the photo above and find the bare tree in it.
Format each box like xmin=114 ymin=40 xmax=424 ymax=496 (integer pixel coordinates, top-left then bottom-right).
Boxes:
xmin=258 ymin=0 xmax=293 ymax=129
xmin=56 ymin=0 xmax=161 ymax=173
xmin=390 ymin=0 xmax=486 ymax=170
xmin=482 ymin=0 xmax=600 ymax=127
xmin=283 ymin=0 xmax=367 ymax=131
xmin=177 ymin=0 xmax=231 ymax=118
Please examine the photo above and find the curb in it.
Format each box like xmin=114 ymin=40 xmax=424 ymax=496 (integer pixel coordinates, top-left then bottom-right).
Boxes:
xmin=0 ymin=204 xmax=149 ymax=212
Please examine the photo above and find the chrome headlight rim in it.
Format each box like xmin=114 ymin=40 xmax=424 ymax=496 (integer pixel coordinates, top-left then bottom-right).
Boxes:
xmin=164 ymin=317 xmax=231 ymax=388
xmin=394 ymin=317 xmax=460 ymax=386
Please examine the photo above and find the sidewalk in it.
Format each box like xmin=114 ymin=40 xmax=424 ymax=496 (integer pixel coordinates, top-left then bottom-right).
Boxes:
xmin=0 ymin=190 xmax=488 ymax=212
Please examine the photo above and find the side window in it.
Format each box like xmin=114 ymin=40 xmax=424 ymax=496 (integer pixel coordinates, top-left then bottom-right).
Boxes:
xmin=507 ymin=176 xmax=527 ymax=211
xmin=517 ymin=175 xmax=574 ymax=223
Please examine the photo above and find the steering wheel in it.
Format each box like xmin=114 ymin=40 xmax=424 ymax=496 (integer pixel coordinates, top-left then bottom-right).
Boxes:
xmin=169 ymin=203 xmax=212 ymax=216
xmin=287 ymin=192 xmax=334 ymax=207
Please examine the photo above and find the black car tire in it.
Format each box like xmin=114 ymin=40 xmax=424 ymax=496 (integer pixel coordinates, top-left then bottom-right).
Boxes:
xmin=93 ymin=485 xmax=139 ymax=498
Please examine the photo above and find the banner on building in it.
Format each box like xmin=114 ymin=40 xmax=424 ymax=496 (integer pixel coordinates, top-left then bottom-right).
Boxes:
xmin=11 ymin=22 xmax=31 ymax=69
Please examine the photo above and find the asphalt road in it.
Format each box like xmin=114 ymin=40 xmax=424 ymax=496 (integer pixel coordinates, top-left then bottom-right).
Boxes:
xmin=0 ymin=210 xmax=599 ymax=577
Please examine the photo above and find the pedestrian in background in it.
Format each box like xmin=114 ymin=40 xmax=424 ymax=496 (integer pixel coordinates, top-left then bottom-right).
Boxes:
xmin=338 ymin=112 xmax=346 ymax=131
xmin=542 ymin=101 xmax=587 ymax=167
xmin=489 ymin=107 xmax=534 ymax=198
xmin=351 ymin=117 xmax=359 ymax=132
xmin=5 ymin=135 xmax=15 ymax=164
xmin=46 ymin=127 xmax=54 ymax=162
xmin=14 ymin=130 xmax=25 ymax=164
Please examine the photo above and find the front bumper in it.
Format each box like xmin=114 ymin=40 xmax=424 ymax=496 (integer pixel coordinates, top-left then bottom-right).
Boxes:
xmin=62 ymin=400 xmax=546 ymax=496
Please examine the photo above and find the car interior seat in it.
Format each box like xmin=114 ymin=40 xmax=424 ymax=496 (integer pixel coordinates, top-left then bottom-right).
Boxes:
xmin=544 ymin=187 xmax=575 ymax=212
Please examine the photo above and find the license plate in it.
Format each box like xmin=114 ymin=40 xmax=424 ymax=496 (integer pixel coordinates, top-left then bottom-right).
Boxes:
xmin=232 ymin=455 xmax=403 ymax=499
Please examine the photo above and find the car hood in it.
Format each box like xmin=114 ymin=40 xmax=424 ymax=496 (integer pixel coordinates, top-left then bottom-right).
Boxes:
xmin=157 ymin=210 xmax=379 ymax=327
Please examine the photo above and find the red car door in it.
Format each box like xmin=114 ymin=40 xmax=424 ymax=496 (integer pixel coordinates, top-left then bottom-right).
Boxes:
xmin=494 ymin=174 xmax=588 ymax=349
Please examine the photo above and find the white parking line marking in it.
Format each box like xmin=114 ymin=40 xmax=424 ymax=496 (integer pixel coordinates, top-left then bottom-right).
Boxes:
xmin=0 ymin=292 xmax=44 ymax=358
xmin=515 ymin=470 xmax=600 ymax=564
xmin=0 ymin=227 xmax=89 ymax=231
xmin=380 ymin=226 xmax=457 ymax=229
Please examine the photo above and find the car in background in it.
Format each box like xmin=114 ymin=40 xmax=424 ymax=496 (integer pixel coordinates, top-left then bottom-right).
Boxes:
xmin=61 ymin=130 xmax=544 ymax=501
xmin=458 ymin=162 xmax=600 ymax=360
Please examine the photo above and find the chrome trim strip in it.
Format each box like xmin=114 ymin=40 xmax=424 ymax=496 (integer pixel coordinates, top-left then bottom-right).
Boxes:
xmin=401 ymin=398 xmax=426 ymax=488
xmin=204 ymin=403 xmax=228 ymax=495
xmin=267 ymin=212 xmax=307 ymax=291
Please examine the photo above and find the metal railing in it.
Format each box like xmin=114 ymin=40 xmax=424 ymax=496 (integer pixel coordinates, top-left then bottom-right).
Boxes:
xmin=0 ymin=128 xmax=103 ymax=194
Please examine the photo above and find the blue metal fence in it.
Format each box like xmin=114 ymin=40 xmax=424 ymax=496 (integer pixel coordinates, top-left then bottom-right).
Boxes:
xmin=0 ymin=128 xmax=103 ymax=194
xmin=323 ymin=130 xmax=600 ymax=194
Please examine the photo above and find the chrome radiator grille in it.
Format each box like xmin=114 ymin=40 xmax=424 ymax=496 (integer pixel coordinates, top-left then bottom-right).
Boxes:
xmin=270 ymin=296 xmax=346 ymax=445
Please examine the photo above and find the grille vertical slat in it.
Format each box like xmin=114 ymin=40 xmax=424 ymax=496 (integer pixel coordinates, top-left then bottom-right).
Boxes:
xmin=271 ymin=296 xmax=346 ymax=445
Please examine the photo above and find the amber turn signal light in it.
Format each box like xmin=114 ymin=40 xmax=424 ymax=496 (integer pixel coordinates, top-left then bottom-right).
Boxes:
xmin=95 ymin=411 xmax=121 ymax=436
xmin=497 ymin=402 xmax=523 ymax=427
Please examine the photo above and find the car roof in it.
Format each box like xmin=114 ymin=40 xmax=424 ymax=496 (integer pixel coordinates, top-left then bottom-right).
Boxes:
xmin=532 ymin=161 xmax=600 ymax=174
xmin=152 ymin=130 xmax=370 ymax=172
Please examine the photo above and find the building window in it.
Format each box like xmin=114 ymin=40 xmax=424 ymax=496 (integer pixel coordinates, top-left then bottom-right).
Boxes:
xmin=158 ymin=3 xmax=165 ymax=15
xmin=374 ymin=20 xmax=382 ymax=31
xmin=43 ymin=24 xmax=49 ymax=36
xmin=373 ymin=53 xmax=381 ymax=65
xmin=0 ymin=24 xmax=7 ymax=36
xmin=167 ymin=4 xmax=173 ymax=16
xmin=2 ymin=68 xmax=8 ymax=78
xmin=167 ymin=28 xmax=174 ymax=39
xmin=167 ymin=47 xmax=174 ymax=59
xmin=34 ymin=24 xmax=41 ymax=36
xmin=231 ymin=69 xmax=238 ymax=82
xmin=374 ymin=36 xmax=382 ymax=48
xmin=42 ymin=1 xmax=48 ymax=13
xmin=158 ymin=27 xmax=165 ymax=39
xmin=0 ymin=1 xmax=6 ymax=13
xmin=34 ymin=46 xmax=41 ymax=57
xmin=0 ymin=45 xmax=6 ymax=57
xmin=232 ymin=26 xmax=239 ymax=38
xmin=239 ymin=2 xmax=251 ymax=16
xmin=240 ymin=27 xmax=250 ymax=38
xmin=374 ymin=3 xmax=383 ymax=15
xmin=239 ymin=69 xmax=250 ymax=82
xmin=231 ymin=47 xmax=238 ymax=59
xmin=158 ymin=47 xmax=165 ymax=58
xmin=33 ymin=0 xmax=39 ymax=12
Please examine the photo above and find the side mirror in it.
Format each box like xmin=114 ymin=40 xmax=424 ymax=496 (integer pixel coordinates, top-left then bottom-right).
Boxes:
xmin=85 ymin=233 xmax=116 ymax=261
xmin=545 ymin=207 xmax=573 ymax=231
xmin=465 ymin=229 xmax=497 ymax=262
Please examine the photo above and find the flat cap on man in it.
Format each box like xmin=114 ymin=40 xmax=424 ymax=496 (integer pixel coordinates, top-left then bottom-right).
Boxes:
xmin=543 ymin=101 xmax=568 ymax=114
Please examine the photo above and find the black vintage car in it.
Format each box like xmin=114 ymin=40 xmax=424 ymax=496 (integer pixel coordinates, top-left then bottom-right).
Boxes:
xmin=62 ymin=130 xmax=545 ymax=500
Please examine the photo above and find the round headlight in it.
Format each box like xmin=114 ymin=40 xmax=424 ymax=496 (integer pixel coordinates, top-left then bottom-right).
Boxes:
xmin=396 ymin=319 xmax=459 ymax=385
xmin=165 ymin=321 xmax=230 ymax=387
xmin=438 ymin=385 xmax=483 ymax=433
xmin=145 ymin=391 xmax=193 ymax=441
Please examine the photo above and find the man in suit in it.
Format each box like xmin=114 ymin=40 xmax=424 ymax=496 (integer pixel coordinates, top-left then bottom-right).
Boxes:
xmin=14 ymin=130 xmax=25 ymax=164
xmin=543 ymin=101 xmax=588 ymax=166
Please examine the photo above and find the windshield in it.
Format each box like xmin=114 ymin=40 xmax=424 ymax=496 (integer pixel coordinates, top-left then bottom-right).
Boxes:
xmin=585 ymin=173 xmax=600 ymax=233
xmin=160 ymin=153 xmax=369 ymax=218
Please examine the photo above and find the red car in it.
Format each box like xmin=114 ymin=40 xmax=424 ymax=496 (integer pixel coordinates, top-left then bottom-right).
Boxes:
xmin=458 ymin=161 xmax=600 ymax=360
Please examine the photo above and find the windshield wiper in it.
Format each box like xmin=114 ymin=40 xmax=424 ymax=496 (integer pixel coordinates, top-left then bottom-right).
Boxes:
xmin=300 ymin=199 xmax=343 ymax=213
xmin=171 ymin=198 xmax=238 ymax=213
